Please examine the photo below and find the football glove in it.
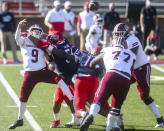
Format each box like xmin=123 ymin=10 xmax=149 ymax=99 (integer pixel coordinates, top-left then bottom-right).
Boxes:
xmin=37 ymin=40 xmax=50 ymax=49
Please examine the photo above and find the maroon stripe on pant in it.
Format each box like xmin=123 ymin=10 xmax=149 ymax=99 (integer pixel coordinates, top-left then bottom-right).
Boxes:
xmin=93 ymin=72 xmax=130 ymax=109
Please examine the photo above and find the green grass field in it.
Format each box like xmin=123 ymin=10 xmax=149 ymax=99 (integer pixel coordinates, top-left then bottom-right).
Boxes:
xmin=0 ymin=51 xmax=164 ymax=131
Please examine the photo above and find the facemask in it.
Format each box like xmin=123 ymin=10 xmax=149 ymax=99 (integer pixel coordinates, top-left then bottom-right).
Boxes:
xmin=32 ymin=34 xmax=41 ymax=39
xmin=146 ymin=1 xmax=152 ymax=7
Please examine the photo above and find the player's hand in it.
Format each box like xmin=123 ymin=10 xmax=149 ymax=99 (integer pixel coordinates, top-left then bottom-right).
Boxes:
xmin=18 ymin=19 xmax=27 ymax=29
xmin=93 ymin=46 xmax=102 ymax=55
xmin=37 ymin=41 xmax=50 ymax=49
xmin=48 ymin=63 xmax=55 ymax=71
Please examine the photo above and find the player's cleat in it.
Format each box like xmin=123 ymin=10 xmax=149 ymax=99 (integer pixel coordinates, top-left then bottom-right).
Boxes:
xmin=13 ymin=60 xmax=22 ymax=64
xmin=3 ymin=58 xmax=8 ymax=64
xmin=113 ymin=127 xmax=120 ymax=131
xmin=80 ymin=111 xmax=89 ymax=126
xmin=65 ymin=118 xmax=81 ymax=127
xmin=80 ymin=114 xmax=94 ymax=131
xmin=117 ymin=114 xmax=124 ymax=130
xmin=50 ymin=120 xmax=60 ymax=128
xmin=8 ymin=119 xmax=23 ymax=129
xmin=155 ymin=116 xmax=164 ymax=128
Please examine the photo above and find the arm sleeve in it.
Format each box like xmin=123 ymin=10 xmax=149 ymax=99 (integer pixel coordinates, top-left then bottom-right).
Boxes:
xmin=11 ymin=13 xmax=16 ymax=32
xmin=45 ymin=11 xmax=51 ymax=22
xmin=15 ymin=28 xmax=25 ymax=46
xmin=153 ymin=7 xmax=157 ymax=16
xmin=140 ymin=7 xmax=144 ymax=15
xmin=77 ymin=14 xmax=81 ymax=24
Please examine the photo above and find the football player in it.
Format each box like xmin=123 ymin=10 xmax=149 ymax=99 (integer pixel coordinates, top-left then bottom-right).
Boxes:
xmin=8 ymin=19 xmax=73 ymax=129
xmin=85 ymin=14 xmax=104 ymax=54
xmin=46 ymin=32 xmax=80 ymax=128
xmin=80 ymin=34 xmax=137 ymax=131
xmin=113 ymin=23 xmax=164 ymax=128
xmin=36 ymin=37 xmax=111 ymax=119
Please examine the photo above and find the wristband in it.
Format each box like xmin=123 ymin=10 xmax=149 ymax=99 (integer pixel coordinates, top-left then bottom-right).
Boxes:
xmin=48 ymin=45 xmax=53 ymax=51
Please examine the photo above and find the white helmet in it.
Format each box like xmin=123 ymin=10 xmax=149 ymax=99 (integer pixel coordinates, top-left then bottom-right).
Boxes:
xmin=28 ymin=24 xmax=43 ymax=39
xmin=93 ymin=14 xmax=103 ymax=27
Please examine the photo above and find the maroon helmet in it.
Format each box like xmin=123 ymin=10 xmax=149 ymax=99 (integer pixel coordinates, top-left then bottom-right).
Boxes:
xmin=112 ymin=23 xmax=130 ymax=38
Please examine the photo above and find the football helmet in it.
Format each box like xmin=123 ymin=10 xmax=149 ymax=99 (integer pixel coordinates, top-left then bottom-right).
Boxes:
xmin=112 ymin=23 xmax=129 ymax=39
xmin=89 ymin=0 xmax=99 ymax=11
xmin=47 ymin=31 xmax=64 ymax=44
xmin=28 ymin=24 xmax=43 ymax=39
xmin=93 ymin=14 xmax=103 ymax=27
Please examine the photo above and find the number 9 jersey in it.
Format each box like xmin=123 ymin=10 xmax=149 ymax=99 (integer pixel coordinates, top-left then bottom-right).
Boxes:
xmin=102 ymin=47 xmax=136 ymax=80
xmin=15 ymin=28 xmax=46 ymax=71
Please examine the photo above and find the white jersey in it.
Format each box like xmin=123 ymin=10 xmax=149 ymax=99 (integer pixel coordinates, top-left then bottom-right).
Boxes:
xmin=78 ymin=10 xmax=95 ymax=30
xmin=15 ymin=28 xmax=46 ymax=71
xmin=85 ymin=24 xmax=102 ymax=54
xmin=102 ymin=47 xmax=136 ymax=80
xmin=126 ymin=35 xmax=148 ymax=69
xmin=45 ymin=8 xmax=68 ymax=23
xmin=63 ymin=9 xmax=75 ymax=31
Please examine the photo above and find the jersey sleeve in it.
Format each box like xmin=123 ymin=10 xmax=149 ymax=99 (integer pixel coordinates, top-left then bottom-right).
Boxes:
xmin=153 ymin=7 xmax=157 ymax=16
xmin=15 ymin=28 xmax=25 ymax=46
xmin=45 ymin=10 xmax=52 ymax=22
xmin=140 ymin=7 xmax=144 ymax=15
xmin=77 ymin=14 xmax=81 ymax=24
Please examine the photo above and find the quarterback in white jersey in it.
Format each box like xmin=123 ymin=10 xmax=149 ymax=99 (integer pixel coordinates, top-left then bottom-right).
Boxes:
xmin=15 ymin=25 xmax=46 ymax=71
xmin=85 ymin=14 xmax=103 ymax=54
xmin=80 ymin=36 xmax=136 ymax=131
xmin=112 ymin=23 xmax=164 ymax=128
xmin=8 ymin=19 xmax=73 ymax=130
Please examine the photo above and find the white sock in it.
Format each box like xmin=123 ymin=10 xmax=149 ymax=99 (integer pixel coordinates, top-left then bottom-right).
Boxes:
xmin=113 ymin=121 xmax=118 ymax=128
xmin=148 ymin=101 xmax=161 ymax=118
xmin=18 ymin=101 xmax=27 ymax=120
xmin=89 ymin=103 xmax=100 ymax=116
xmin=106 ymin=114 xmax=118 ymax=130
xmin=57 ymin=79 xmax=73 ymax=101
xmin=53 ymin=113 xmax=60 ymax=121
xmin=72 ymin=113 xmax=76 ymax=120
xmin=78 ymin=110 xmax=87 ymax=118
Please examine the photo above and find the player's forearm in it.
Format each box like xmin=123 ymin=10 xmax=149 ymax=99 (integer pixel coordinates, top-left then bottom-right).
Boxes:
xmin=15 ymin=27 xmax=23 ymax=45
xmin=44 ymin=21 xmax=52 ymax=29
xmin=140 ymin=14 xmax=144 ymax=29
xmin=90 ymin=53 xmax=104 ymax=68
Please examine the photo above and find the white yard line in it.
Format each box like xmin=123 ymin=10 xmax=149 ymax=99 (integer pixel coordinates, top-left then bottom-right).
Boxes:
xmin=7 ymin=105 xmax=38 ymax=108
xmin=151 ymin=75 xmax=164 ymax=81
xmin=151 ymin=65 xmax=164 ymax=72
xmin=0 ymin=72 xmax=42 ymax=131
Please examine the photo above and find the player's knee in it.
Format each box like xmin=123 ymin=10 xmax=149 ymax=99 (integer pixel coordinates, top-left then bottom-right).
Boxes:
xmin=143 ymin=96 xmax=154 ymax=105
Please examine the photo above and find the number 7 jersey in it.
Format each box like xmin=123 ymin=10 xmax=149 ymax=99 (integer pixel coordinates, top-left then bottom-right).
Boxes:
xmin=102 ymin=47 xmax=136 ymax=80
